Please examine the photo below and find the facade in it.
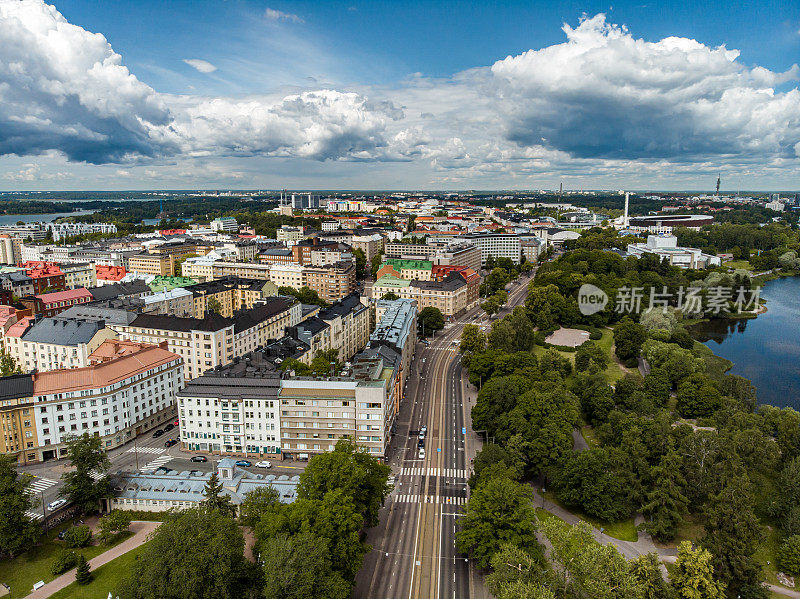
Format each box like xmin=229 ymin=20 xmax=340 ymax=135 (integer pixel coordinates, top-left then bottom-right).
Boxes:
xmin=626 ymin=235 xmax=722 ymax=269
xmin=0 ymin=374 xmax=38 ymax=463
xmin=371 ymin=271 xmax=476 ymax=316
xmin=302 ymin=262 xmax=356 ymax=303
xmin=128 ymin=253 xmax=174 ymax=277
xmin=461 ymin=233 xmax=522 ymax=265
xmin=0 ymin=271 xmax=35 ymax=297
xmin=23 ymin=262 xmax=66 ymax=293
xmin=350 ymin=233 xmax=384 ymax=261
xmin=142 ymin=288 xmax=194 ymax=317
xmin=385 ymin=240 xmax=481 ymax=273
xmin=28 ymin=339 xmax=183 ymax=461
xmin=61 ymin=263 xmax=97 ymax=289
xmin=291 ymin=293 xmax=370 ymax=362
xmin=367 ymin=299 xmax=417 ymax=414
xmin=211 ymin=217 xmax=238 ymax=232
xmin=0 ymin=235 xmax=20 ymax=265
xmin=276 ymin=226 xmax=305 ymax=244
xmin=46 ymin=222 xmax=117 ymax=242
xmin=14 ymin=317 xmax=117 ymax=373
xmin=186 ymin=277 xmax=280 ymax=318
xmin=118 ymin=299 xmax=298 ymax=380
xmin=25 ymin=288 xmax=93 ymax=317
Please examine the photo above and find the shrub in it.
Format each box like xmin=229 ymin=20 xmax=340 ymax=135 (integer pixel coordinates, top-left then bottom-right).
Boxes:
xmin=589 ymin=330 xmax=602 ymax=340
xmin=63 ymin=525 xmax=92 ymax=548
xmin=51 ymin=550 xmax=78 ymax=575
xmin=777 ymin=535 xmax=800 ymax=576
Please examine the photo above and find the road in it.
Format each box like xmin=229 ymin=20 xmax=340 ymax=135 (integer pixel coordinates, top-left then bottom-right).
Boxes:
xmin=353 ymin=271 xmax=533 ymax=599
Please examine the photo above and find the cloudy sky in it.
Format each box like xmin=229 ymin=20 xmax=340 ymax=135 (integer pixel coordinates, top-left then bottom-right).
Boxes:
xmin=1 ymin=0 xmax=799 ymax=191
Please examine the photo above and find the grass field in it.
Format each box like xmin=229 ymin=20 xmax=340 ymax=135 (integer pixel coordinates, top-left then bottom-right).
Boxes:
xmin=725 ymin=259 xmax=753 ymax=271
xmin=596 ymin=328 xmax=625 ymax=384
xmin=0 ymin=525 xmax=132 ymax=599
xmin=48 ymin=543 xmax=148 ymax=599
xmin=540 ymin=489 xmax=639 ymax=542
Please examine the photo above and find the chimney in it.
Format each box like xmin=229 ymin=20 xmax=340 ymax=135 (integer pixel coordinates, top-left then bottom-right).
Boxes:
xmin=623 ymin=192 xmax=630 ymax=228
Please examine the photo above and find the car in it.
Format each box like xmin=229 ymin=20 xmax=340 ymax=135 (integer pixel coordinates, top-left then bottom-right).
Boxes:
xmin=164 ymin=423 xmax=174 ymax=431
xmin=190 ymin=455 xmax=208 ymax=463
xmin=387 ymin=475 xmax=396 ymax=487
xmin=235 ymin=460 xmax=252 ymax=467
xmin=418 ymin=448 xmax=426 ymax=459
xmin=47 ymin=499 xmax=67 ymax=511
xmin=152 ymin=429 xmax=163 ymax=438
xmin=173 ymin=420 xmax=179 ymax=426
xmin=164 ymin=439 xmax=178 ymax=448
xmin=255 ymin=460 xmax=272 ymax=469
xmin=419 ymin=429 xmax=426 ymax=440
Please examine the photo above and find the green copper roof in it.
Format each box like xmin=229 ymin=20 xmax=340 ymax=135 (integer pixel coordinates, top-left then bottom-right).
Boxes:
xmin=381 ymin=258 xmax=433 ymax=271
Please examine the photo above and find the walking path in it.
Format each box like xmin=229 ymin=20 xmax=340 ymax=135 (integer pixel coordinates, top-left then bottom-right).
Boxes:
xmin=23 ymin=521 xmax=160 ymax=599
xmin=531 ymin=488 xmax=800 ymax=598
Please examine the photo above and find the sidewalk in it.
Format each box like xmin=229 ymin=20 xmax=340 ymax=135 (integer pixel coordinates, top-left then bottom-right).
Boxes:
xmin=23 ymin=521 xmax=160 ymax=599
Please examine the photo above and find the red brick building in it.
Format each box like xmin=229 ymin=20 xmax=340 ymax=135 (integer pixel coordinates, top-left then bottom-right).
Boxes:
xmin=21 ymin=262 xmax=66 ymax=294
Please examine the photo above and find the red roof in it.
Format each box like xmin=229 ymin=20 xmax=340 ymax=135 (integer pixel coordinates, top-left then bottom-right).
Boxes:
xmin=36 ymin=288 xmax=92 ymax=305
xmin=95 ymin=265 xmax=127 ymax=281
xmin=22 ymin=261 xmax=64 ymax=279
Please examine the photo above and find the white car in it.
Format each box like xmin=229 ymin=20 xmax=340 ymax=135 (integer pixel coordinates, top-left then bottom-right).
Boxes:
xmin=418 ymin=448 xmax=426 ymax=459
xmin=47 ymin=499 xmax=67 ymax=511
xmin=255 ymin=460 xmax=272 ymax=469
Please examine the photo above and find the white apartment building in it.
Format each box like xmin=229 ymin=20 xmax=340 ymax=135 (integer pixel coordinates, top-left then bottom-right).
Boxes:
xmin=462 ymin=233 xmax=522 ymax=265
xmin=30 ymin=339 xmax=182 ymax=460
xmin=211 ymin=217 xmax=238 ymax=232
xmin=276 ymin=226 xmax=305 ymax=244
xmin=143 ymin=287 xmax=194 ymax=317
xmin=13 ymin=318 xmax=118 ymax=373
xmin=47 ymin=222 xmax=117 ymax=242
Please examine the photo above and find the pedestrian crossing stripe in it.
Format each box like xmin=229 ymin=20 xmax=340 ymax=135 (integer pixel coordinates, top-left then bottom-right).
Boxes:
xmin=399 ymin=467 xmax=467 ymax=479
xmin=392 ymin=494 xmax=466 ymax=505
xmin=26 ymin=477 xmax=58 ymax=495
xmin=126 ymin=447 xmax=165 ymax=455
xmin=142 ymin=455 xmax=173 ymax=471
xmin=89 ymin=470 xmax=106 ymax=481
xmin=25 ymin=511 xmax=43 ymax=521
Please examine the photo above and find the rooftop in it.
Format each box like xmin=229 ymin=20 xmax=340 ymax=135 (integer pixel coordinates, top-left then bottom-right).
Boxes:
xmin=36 ymin=288 xmax=93 ymax=304
xmin=21 ymin=317 xmax=105 ymax=346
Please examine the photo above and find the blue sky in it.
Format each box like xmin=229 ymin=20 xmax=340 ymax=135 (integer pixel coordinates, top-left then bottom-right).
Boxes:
xmin=0 ymin=0 xmax=799 ymax=190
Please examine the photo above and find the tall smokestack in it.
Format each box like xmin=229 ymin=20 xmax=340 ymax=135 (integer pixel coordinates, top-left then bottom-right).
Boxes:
xmin=623 ymin=192 xmax=630 ymax=228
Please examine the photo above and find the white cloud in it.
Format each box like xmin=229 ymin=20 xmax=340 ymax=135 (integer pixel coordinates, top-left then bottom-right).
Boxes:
xmin=183 ymin=59 xmax=217 ymax=73
xmin=264 ymin=8 xmax=303 ymax=23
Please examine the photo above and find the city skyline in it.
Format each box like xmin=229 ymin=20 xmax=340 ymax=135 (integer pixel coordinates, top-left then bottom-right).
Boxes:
xmin=1 ymin=0 xmax=799 ymax=191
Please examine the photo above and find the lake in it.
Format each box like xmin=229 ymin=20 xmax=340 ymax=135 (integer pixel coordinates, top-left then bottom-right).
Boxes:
xmin=0 ymin=210 xmax=94 ymax=225
xmin=690 ymin=276 xmax=800 ymax=410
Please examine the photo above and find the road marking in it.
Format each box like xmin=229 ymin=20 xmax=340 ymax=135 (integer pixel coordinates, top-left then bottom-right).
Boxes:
xmin=126 ymin=447 xmax=165 ymax=455
xmin=25 ymin=511 xmax=43 ymax=520
xmin=26 ymin=477 xmax=57 ymax=495
xmin=393 ymin=494 xmax=466 ymax=505
xmin=141 ymin=455 xmax=173 ymax=471
xmin=400 ymin=467 xmax=467 ymax=478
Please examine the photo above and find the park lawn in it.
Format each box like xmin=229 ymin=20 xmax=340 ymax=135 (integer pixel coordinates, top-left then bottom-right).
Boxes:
xmin=754 ymin=525 xmax=783 ymax=588
xmin=726 ymin=259 xmax=753 ymax=271
xmin=48 ymin=542 xmax=148 ymax=599
xmin=540 ymin=489 xmax=639 ymax=543
xmin=0 ymin=526 xmax=132 ymax=599
xmin=535 ymin=508 xmax=565 ymax=524
xmin=597 ymin=328 xmax=624 ymax=384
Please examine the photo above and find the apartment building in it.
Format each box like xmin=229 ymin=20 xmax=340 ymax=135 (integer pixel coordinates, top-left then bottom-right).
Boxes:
xmin=461 ymin=233 xmax=522 ymax=265
xmin=371 ymin=271 xmax=477 ymax=316
xmin=0 ymin=271 xmax=34 ymax=297
xmin=61 ymin=262 xmax=97 ymax=289
xmin=46 ymin=222 xmax=117 ymax=242
xmin=0 ymin=374 xmax=38 ymax=463
xmin=22 ymin=288 xmax=93 ymax=318
xmin=186 ymin=278 xmax=280 ymax=318
xmin=12 ymin=317 xmax=117 ymax=373
xmin=142 ymin=288 xmax=194 ymax=317
xmin=376 ymin=258 xmax=433 ymax=281
xmin=0 ymin=235 xmax=20 ymax=265
xmin=211 ymin=217 xmax=238 ymax=232
xmin=350 ymin=233 xmax=384 ymax=261
xmin=276 ymin=226 xmax=305 ymax=244
xmin=177 ymin=351 xmax=395 ymax=460
xmin=302 ymin=262 xmax=356 ymax=304
xmin=23 ymin=262 xmax=66 ymax=293
xmin=290 ymin=293 xmax=370 ymax=362
xmin=385 ymin=240 xmax=481 ymax=273
xmin=118 ymin=298 xmax=298 ymax=380
xmin=128 ymin=253 xmax=174 ymax=277
xmin=25 ymin=339 xmax=183 ymax=461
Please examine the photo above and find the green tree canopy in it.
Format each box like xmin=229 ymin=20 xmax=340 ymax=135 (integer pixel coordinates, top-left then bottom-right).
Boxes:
xmin=59 ymin=433 xmax=111 ymax=515
xmin=0 ymin=455 xmax=41 ymax=558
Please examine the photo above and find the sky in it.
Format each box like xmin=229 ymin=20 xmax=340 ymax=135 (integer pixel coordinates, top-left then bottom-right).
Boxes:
xmin=0 ymin=0 xmax=799 ymax=191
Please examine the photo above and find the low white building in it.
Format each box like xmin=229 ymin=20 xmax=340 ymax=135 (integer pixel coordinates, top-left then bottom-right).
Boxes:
xmin=627 ymin=235 xmax=721 ymax=269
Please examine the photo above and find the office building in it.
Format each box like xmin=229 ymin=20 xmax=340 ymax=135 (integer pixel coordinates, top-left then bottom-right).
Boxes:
xmin=626 ymin=235 xmax=721 ymax=269
xmin=211 ymin=217 xmax=238 ymax=232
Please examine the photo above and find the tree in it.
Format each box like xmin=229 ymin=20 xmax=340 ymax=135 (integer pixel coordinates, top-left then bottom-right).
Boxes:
xmin=59 ymin=433 xmax=111 ymax=515
xmin=370 ymin=252 xmax=384 ymax=278
xmin=630 ymin=553 xmax=675 ymax=599
xmin=641 ymin=451 xmax=689 ymax=541
xmin=676 ymin=374 xmax=722 ymax=418
xmin=486 ymin=544 xmax=550 ymax=599
xmin=350 ymin=248 xmax=366 ymax=280
xmin=261 ymin=530 xmax=350 ymax=599
xmin=575 ymin=341 xmax=609 ymax=372
xmin=115 ymin=508 xmax=252 ymax=599
xmin=238 ymin=486 xmax=280 ymax=529
xmin=64 ymin=525 xmax=92 ymax=548
xmin=0 ymin=455 xmax=41 ymax=558
xmin=613 ymin=317 xmax=647 ymax=361
xmin=202 ymin=471 xmax=236 ymax=517
xmin=456 ymin=474 xmax=539 ymax=569
xmin=98 ymin=510 xmax=132 ymax=544
xmin=278 ymin=357 xmax=312 ymax=377
xmin=277 ymin=286 xmax=328 ymax=308
xmin=310 ymin=349 xmax=341 ymax=377
xmin=700 ymin=475 xmax=765 ymax=597
xmin=0 ymin=350 xmax=22 ymax=376
xmin=671 ymin=541 xmax=726 ymax=599
xmin=380 ymin=292 xmax=399 ymax=301
xmin=297 ymin=439 xmax=390 ymax=527
xmin=418 ymin=307 xmax=444 ymax=337
xmin=206 ymin=297 xmax=223 ymax=315
xmin=460 ymin=324 xmax=486 ymax=354
xmin=553 ymin=448 xmax=631 ymax=522
xmin=776 ymin=535 xmax=800 ymax=576
xmin=75 ymin=554 xmax=92 ymax=585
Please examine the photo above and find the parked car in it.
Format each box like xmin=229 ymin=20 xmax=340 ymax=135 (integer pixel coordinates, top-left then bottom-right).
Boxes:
xmin=47 ymin=499 xmax=67 ymax=511
xmin=164 ymin=423 xmax=174 ymax=431
xmin=387 ymin=475 xmax=396 ymax=487
xmin=190 ymin=455 xmax=208 ymax=463
xmin=235 ymin=460 xmax=252 ymax=467
xmin=255 ymin=461 xmax=272 ymax=469
xmin=164 ymin=439 xmax=178 ymax=448
xmin=152 ymin=429 xmax=163 ymax=438
xmin=418 ymin=448 xmax=426 ymax=460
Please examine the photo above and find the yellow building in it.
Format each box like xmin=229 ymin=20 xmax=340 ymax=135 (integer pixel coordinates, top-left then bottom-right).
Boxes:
xmin=0 ymin=374 xmax=38 ymax=463
xmin=128 ymin=253 xmax=174 ymax=276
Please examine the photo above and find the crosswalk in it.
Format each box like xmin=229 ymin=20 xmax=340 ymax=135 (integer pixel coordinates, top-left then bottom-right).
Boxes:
xmin=142 ymin=455 xmax=173 ymax=471
xmin=26 ymin=476 xmax=58 ymax=495
xmin=25 ymin=511 xmax=43 ymax=521
xmin=89 ymin=470 xmax=105 ymax=481
xmin=393 ymin=494 xmax=467 ymax=505
xmin=400 ymin=467 xmax=467 ymax=479
xmin=127 ymin=447 xmax=165 ymax=455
